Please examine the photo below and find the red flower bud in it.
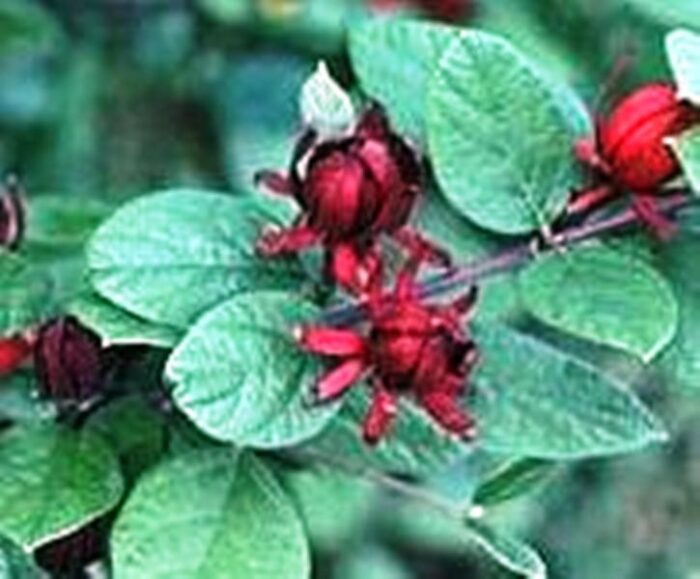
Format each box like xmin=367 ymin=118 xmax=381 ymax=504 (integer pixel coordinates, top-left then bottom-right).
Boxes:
xmin=34 ymin=317 xmax=103 ymax=403
xmin=599 ymin=83 xmax=696 ymax=191
xmin=0 ymin=335 xmax=32 ymax=377
xmin=570 ymin=83 xmax=699 ymax=237
xmin=298 ymin=259 xmax=478 ymax=444
xmin=0 ymin=176 xmax=26 ymax=251
xmin=256 ymin=105 xmax=450 ymax=294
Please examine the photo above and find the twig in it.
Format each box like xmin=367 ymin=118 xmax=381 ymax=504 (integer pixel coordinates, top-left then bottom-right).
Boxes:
xmin=323 ymin=192 xmax=697 ymax=326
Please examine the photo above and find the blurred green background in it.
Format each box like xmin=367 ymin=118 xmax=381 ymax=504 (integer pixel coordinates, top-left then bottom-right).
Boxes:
xmin=1 ymin=1 xmax=699 ymax=578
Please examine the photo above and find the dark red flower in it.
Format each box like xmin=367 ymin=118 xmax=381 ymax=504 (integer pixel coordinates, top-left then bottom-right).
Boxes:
xmin=368 ymin=0 xmax=474 ymax=22
xmin=297 ymin=258 xmax=479 ymax=444
xmin=0 ymin=175 xmax=26 ymax=251
xmin=255 ymin=105 xmax=450 ymax=295
xmin=34 ymin=316 xmax=103 ymax=403
xmin=0 ymin=335 xmax=32 ymax=377
xmin=570 ymin=83 xmax=698 ymax=237
xmin=414 ymin=0 xmax=474 ymax=22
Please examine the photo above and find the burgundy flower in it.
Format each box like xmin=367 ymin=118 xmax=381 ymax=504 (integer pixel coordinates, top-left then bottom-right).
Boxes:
xmin=414 ymin=0 xmax=474 ymax=22
xmin=34 ymin=316 xmax=103 ymax=403
xmin=570 ymin=83 xmax=698 ymax=237
xmin=297 ymin=258 xmax=479 ymax=444
xmin=368 ymin=0 xmax=474 ymax=22
xmin=0 ymin=335 xmax=32 ymax=377
xmin=255 ymin=105 xmax=450 ymax=295
xmin=0 ymin=175 xmax=26 ymax=251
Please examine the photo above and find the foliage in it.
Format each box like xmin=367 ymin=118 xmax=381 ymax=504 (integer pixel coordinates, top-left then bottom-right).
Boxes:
xmin=1 ymin=1 xmax=700 ymax=578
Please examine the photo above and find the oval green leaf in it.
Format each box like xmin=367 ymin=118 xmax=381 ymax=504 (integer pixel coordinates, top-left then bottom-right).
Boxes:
xmin=87 ymin=189 xmax=308 ymax=329
xmin=0 ymin=425 xmax=124 ymax=548
xmin=350 ymin=19 xmax=460 ymax=140
xmin=111 ymin=450 xmax=310 ymax=579
xmin=428 ymin=31 xmax=588 ymax=234
xmin=658 ymin=232 xmax=700 ymax=392
xmin=519 ymin=246 xmax=678 ymax=362
xmin=474 ymin=322 xmax=668 ymax=458
xmin=166 ymin=291 xmax=338 ymax=448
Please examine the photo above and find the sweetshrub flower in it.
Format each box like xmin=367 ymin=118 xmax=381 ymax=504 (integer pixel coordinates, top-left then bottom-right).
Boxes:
xmin=256 ymin=105 xmax=450 ymax=294
xmin=297 ymin=259 xmax=479 ymax=444
xmin=35 ymin=316 xmax=103 ymax=404
xmin=570 ymin=83 xmax=699 ymax=236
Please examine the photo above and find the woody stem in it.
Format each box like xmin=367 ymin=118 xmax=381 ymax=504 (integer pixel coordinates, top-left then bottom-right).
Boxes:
xmin=323 ymin=191 xmax=697 ymax=326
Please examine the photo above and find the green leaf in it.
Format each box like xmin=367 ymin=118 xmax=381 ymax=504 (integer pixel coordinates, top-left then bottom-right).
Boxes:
xmin=69 ymin=291 xmax=180 ymax=349
xmin=672 ymin=127 xmax=700 ymax=194
xmin=473 ymin=459 xmax=556 ymax=507
xmin=283 ymin=466 xmax=373 ymax=550
xmin=519 ymin=246 xmax=678 ymax=362
xmin=0 ymin=425 xmax=123 ymax=548
xmin=428 ymin=31 xmax=588 ymax=234
xmin=0 ymin=535 xmax=41 ymax=579
xmin=0 ymin=371 xmax=49 ymax=425
xmin=307 ymin=388 xmax=473 ymax=477
xmin=666 ymin=29 xmax=700 ymax=105
xmin=473 ymin=322 xmax=668 ymax=458
xmin=350 ymin=19 xmax=459 ymax=140
xmin=87 ymin=190 xmax=308 ymax=329
xmin=166 ymin=291 xmax=338 ymax=448
xmin=464 ymin=519 xmax=546 ymax=579
xmin=657 ymin=232 xmax=700 ymax=392
xmin=300 ymin=61 xmax=355 ymax=137
xmin=111 ymin=450 xmax=310 ymax=579
xmin=85 ymin=396 xmax=167 ymax=483
xmin=0 ymin=254 xmax=52 ymax=336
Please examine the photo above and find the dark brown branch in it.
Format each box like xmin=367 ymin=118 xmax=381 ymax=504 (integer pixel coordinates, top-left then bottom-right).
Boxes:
xmin=323 ymin=192 xmax=697 ymax=326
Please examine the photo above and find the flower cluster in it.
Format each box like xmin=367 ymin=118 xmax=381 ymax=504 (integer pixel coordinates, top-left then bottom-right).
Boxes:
xmin=256 ymin=102 xmax=478 ymax=444
xmin=569 ymin=83 xmax=699 ymax=237
xmin=298 ymin=259 xmax=479 ymax=444
xmin=255 ymin=105 xmax=450 ymax=296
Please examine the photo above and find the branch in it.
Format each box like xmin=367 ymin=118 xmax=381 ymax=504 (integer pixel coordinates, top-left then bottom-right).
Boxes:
xmin=323 ymin=192 xmax=698 ymax=326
